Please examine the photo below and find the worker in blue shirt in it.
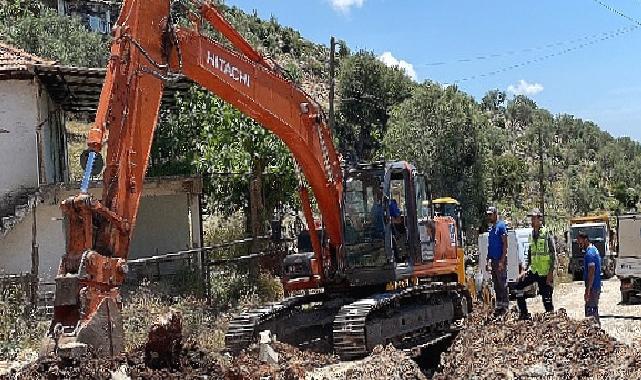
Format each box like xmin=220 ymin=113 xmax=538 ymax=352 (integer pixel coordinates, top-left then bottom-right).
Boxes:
xmin=578 ymin=231 xmax=602 ymax=325
xmin=389 ymin=199 xmax=401 ymax=222
xmin=486 ymin=206 xmax=508 ymax=316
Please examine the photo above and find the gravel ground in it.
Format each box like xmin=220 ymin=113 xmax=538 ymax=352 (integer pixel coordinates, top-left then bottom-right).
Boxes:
xmin=526 ymin=278 xmax=641 ymax=346
xmin=433 ymin=309 xmax=641 ymax=380
xmin=227 ymin=341 xmax=339 ymax=379
xmin=305 ymin=345 xmax=426 ymax=380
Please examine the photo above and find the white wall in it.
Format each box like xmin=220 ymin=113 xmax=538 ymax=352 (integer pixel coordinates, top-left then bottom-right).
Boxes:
xmin=0 ymin=182 xmax=201 ymax=282
xmin=0 ymin=79 xmax=65 ymax=194
xmin=0 ymin=202 xmax=65 ymax=283
xmin=0 ymin=80 xmax=40 ymax=195
xmin=129 ymin=194 xmax=192 ymax=258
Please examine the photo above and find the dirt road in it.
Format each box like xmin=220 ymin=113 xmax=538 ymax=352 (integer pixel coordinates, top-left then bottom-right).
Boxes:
xmin=526 ymin=278 xmax=641 ymax=346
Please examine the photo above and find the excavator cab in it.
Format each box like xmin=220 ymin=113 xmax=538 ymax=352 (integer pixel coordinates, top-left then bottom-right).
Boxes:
xmin=432 ymin=197 xmax=464 ymax=247
xmin=341 ymin=161 xmax=425 ymax=287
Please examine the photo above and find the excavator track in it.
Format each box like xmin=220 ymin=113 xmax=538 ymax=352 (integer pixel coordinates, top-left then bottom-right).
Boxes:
xmin=225 ymin=292 xmax=331 ymax=353
xmin=333 ymin=282 xmax=468 ymax=360
xmin=226 ymin=282 xmax=470 ymax=359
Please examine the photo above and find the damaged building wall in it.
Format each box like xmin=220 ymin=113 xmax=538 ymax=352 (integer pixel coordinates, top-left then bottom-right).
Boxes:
xmin=0 ymin=205 xmax=65 ymax=283
xmin=0 ymin=179 xmax=202 ymax=283
xmin=37 ymin=84 xmax=67 ymax=185
xmin=128 ymin=194 xmax=192 ymax=257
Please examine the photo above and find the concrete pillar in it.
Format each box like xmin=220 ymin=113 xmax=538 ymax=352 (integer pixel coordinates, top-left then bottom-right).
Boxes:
xmin=57 ymin=0 xmax=65 ymax=16
xmin=188 ymin=192 xmax=202 ymax=249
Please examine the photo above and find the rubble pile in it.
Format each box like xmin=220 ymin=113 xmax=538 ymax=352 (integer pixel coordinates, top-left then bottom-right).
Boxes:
xmin=227 ymin=341 xmax=339 ymax=380
xmin=16 ymin=340 xmax=225 ymax=380
xmin=434 ymin=309 xmax=641 ymax=380
xmin=306 ymin=345 xmax=426 ymax=380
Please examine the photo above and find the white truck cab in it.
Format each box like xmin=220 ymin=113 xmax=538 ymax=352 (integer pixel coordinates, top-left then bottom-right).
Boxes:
xmin=478 ymin=227 xmax=537 ymax=298
xmin=568 ymin=221 xmax=614 ymax=280
xmin=616 ymin=214 xmax=641 ymax=304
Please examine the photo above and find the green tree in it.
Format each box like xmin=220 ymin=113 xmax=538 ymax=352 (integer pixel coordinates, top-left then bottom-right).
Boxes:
xmin=481 ymin=89 xmax=506 ymax=114
xmin=0 ymin=8 xmax=108 ymax=67
xmin=336 ymin=50 xmax=415 ymax=161
xmin=613 ymin=183 xmax=639 ymax=211
xmin=488 ymin=154 xmax=527 ymax=204
xmin=155 ymin=87 xmax=298 ymax=230
xmin=563 ymin=167 xmax=607 ymax=215
xmin=0 ymin=0 xmax=41 ymax=21
xmin=383 ymin=82 xmax=487 ymax=229
xmin=506 ymin=95 xmax=537 ymax=130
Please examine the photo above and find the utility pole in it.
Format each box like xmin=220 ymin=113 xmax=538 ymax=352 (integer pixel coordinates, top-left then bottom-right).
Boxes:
xmin=538 ymin=123 xmax=545 ymax=220
xmin=329 ymin=36 xmax=336 ymax=133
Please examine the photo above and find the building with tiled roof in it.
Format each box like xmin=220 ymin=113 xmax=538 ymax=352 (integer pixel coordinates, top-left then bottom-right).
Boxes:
xmin=0 ymin=42 xmax=201 ymax=287
xmin=0 ymin=43 xmax=56 ymax=78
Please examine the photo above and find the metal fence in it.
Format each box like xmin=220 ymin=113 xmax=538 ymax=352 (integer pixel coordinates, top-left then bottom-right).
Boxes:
xmin=0 ymin=273 xmax=36 ymax=303
xmin=124 ymin=235 xmax=292 ymax=302
xmin=0 ymin=236 xmax=291 ymax=316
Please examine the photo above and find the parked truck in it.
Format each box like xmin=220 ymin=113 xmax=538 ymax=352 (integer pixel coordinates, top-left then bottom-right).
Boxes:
xmin=567 ymin=215 xmax=616 ymax=281
xmin=616 ymin=214 xmax=641 ymax=304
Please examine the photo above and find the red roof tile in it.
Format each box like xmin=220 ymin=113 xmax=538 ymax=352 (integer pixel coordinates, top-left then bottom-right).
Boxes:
xmin=0 ymin=43 xmax=56 ymax=71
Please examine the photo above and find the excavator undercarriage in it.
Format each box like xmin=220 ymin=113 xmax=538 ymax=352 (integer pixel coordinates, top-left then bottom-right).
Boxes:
xmin=226 ymin=282 xmax=470 ymax=360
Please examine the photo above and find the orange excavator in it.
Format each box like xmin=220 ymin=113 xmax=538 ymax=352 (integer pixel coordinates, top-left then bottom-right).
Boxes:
xmin=46 ymin=0 xmax=470 ymax=359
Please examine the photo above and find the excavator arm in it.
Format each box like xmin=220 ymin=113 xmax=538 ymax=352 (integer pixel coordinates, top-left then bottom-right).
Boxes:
xmin=49 ymin=0 xmax=343 ymax=356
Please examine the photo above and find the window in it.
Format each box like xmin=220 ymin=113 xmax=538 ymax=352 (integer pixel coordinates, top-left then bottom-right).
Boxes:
xmin=570 ymin=226 xmax=606 ymax=242
xmin=343 ymin=171 xmax=386 ymax=268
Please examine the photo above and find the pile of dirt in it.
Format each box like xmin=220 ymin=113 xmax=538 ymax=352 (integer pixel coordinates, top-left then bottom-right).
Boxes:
xmin=434 ymin=309 xmax=641 ymax=379
xmin=227 ymin=341 xmax=339 ymax=380
xmin=306 ymin=345 xmax=426 ymax=380
xmin=15 ymin=340 xmax=225 ymax=380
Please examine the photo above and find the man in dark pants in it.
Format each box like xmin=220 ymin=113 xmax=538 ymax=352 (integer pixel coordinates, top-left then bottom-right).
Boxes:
xmin=486 ymin=206 xmax=508 ymax=316
xmin=515 ymin=208 xmax=556 ymax=320
xmin=578 ymin=231 xmax=602 ymax=325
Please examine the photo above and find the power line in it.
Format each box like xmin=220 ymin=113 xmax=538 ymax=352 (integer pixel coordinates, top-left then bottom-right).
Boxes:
xmin=453 ymin=24 xmax=639 ymax=83
xmin=592 ymin=0 xmax=641 ymax=26
xmin=416 ymin=25 xmax=637 ymax=67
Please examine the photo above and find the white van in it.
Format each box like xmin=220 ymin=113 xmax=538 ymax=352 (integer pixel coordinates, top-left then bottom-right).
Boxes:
xmin=477 ymin=227 xmax=537 ymax=298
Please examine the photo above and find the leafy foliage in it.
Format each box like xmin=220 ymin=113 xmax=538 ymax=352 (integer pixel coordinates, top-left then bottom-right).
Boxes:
xmin=153 ymin=86 xmax=298 ymax=218
xmin=0 ymin=7 xmax=108 ymax=67
xmin=481 ymin=90 xmax=641 ymax=230
xmin=488 ymin=154 xmax=528 ymax=204
xmin=336 ymin=51 xmax=415 ymax=161
xmin=384 ymin=83 xmax=488 ymax=228
xmin=0 ymin=0 xmax=42 ymax=21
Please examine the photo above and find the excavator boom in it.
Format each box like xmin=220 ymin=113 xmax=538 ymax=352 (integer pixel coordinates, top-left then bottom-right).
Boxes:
xmin=49 ymin=0 xmax=343 ymax=356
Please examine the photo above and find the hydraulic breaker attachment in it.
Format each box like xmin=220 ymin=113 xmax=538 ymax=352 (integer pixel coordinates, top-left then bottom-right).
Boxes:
xmin=43 ymin=250 xmax=127 ymax=357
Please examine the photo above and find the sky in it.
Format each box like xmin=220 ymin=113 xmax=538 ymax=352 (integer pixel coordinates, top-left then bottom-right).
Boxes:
xmin=226 ymin=0 xmax=641 ymax=141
